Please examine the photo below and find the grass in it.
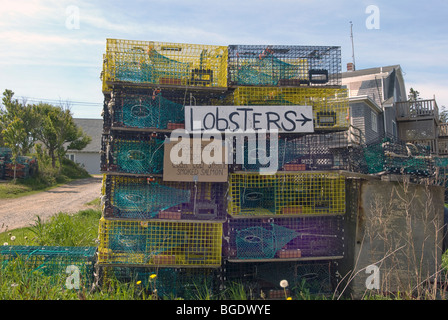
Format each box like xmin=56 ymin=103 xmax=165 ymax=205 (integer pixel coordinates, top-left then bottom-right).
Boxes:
xmin=0 ymin=157 xmax=91 ymax=199
xmin=1 ymin=198 xmax=448 ymax=300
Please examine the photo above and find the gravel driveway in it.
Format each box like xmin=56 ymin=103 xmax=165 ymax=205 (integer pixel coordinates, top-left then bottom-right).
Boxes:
xmin=0 ymin=176 xmax=103 ymax=231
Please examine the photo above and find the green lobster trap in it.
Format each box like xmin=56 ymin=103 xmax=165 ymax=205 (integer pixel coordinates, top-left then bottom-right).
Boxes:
xmin=223 ymin=260 xmax=336 ymax=298
xmin=100 ymin=265 xmax=219 ymax=298
xmin=101 ymin=174 xmax=227 ymax=220
xmin=0 ymin=246 xmax=97 ymax=289
xmin=363 ymin=137 xmax=433 ymax=176
xmin=101 ymin=131 xmax=166 ymax=175
xmin=105 ymin=89 xmax=185 ymax=130
xmin=98 ymin=217 xmax=223 ymax=267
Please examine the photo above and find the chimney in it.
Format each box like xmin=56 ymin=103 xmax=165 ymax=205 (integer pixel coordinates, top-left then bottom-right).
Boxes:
xmin=347 ymin=62 xmax=355 ymax=72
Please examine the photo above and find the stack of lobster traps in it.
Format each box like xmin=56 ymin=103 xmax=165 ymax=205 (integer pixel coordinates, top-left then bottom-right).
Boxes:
xmin=98 ymin=38 xmax=361 ymax=298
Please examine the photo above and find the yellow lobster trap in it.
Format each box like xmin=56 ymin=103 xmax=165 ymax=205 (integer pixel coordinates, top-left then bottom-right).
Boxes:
xmin=97 ymin=217 xmax=223 ymax=267
xmin=228 ymin=172 xmax=346 ymax=216
xmin=232 ymin=87 xmax=349 ymax=130
xmin=102 ymin=39 xmax=228 ymax=91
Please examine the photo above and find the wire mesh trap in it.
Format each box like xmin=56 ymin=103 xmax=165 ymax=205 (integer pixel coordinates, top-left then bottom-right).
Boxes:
xmin=97 ymin=217 xmax=223 ymax=267
xmin=225 ymin=216 xmax=344 ymax=260
xmin=223 ymin=260 xmax=335 ymax=297
xmin=0 ymin=246 xmax=97 ymax=288
xmin=228 ymin=172 xmax=346 ymax=216
xmin=101 ymin=131 xmax=167 ymax=174
xmin=102 ymin=39 xmax=228 ymax=91
xmin=232 ymin=86 xmax=349 ymax=131
xmin=227 ymin=45 xmax=341 ymax=87
xmin=100 ymin=265 xmax=219 ymax=298
xmin=101 ymin=175 xmax=227 ymax=220
xmin=363 ymin=137 xmax=433 ymax=176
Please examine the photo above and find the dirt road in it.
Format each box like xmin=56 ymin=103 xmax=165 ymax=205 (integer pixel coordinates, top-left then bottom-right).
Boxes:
xmin=0 ymin=176 xmax=103 ymax=231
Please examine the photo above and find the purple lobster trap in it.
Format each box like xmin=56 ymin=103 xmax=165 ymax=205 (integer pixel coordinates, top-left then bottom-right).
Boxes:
xmin=224 ymin=216 xmax=344 ymax=261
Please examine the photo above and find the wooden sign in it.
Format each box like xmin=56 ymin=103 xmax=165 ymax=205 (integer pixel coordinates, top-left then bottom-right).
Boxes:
xmin=163 ymin=138 xmax=228 ymax=182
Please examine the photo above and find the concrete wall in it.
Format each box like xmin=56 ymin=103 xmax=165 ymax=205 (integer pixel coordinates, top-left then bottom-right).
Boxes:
xmin=337 ymin=178 xmax=444 ymax=299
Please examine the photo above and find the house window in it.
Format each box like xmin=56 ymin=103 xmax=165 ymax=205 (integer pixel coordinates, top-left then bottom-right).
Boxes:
xmin=371 ymin=111 xmax=378 ymax=133
xmin=67 ymin=153 xmax=76 ymax=162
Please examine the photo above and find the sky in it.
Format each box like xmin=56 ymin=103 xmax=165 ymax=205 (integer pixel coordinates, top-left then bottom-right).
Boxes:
xmin=0 ymin=0 xmax=447 ymax=118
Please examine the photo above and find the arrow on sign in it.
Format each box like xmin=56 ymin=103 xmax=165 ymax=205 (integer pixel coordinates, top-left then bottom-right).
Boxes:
xmin=296 ymin=113 xmax=312 ymax=127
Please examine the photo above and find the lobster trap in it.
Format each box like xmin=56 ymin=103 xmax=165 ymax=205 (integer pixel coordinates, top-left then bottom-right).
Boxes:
xmin=363 ymin=137 xmax=433 ymax=176
xmin=0 ymin=246 xmax=97 ymax=288
xmin=99 ymin=265 xmax=219 ymax=298
xmin=101 ymin=131 xmax=168 ymax=174
xmin=102 ymin=39 xmax=228 ymax=91
xmin=223 ymin=260 xmax=335 ymax=297
xmin=97 ymin=217 xmax=223 ymax=267
xmin=228 ymin=172 xmax=346 ymax=216
xmin=101 ymin=175 xmax=227 ymax=220
xmin=227 ymin=45 xmax=341 ymax=87
xmin=232 ymin=87 xmax=349 ymax=130
xmin=229 ymin=131 xmax=367 ymax=173
xmin=105 ymin=89 xmax=185 ymax=130
xmin=224 ymin=215 xmax=344 ymax=261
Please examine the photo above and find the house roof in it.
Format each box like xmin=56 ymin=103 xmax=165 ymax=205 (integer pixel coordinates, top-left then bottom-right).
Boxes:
xmin=342 ymin=65 xmax=401 ymax=79
xmin=68 ymin=118 xmax=103 ymax=153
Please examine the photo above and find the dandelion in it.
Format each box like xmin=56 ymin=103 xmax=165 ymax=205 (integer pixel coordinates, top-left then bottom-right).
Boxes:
xmin=24 ymin=236 xmax=28 ymax=240
xmin=136 ymin=281 xmax=142 ymax=285
xmin=280 ymin=280 xmax=289 ymax=300
xmin=149 ymin=274 xmax=157 ymax=280
xmin=3 ymin=242 xmax=8 ymax=246
xmin=10 ymin=236 xmax=16 ymax=241
xmin=286 ymin=297 xmax=292 ymax=300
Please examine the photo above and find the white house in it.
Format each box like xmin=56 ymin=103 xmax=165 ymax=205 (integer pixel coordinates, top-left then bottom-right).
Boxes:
xmin=67 ymin=118 xmax=103 ymax=174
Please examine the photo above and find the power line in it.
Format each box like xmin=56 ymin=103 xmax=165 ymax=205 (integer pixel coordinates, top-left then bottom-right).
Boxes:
xmin=17 ymin=96 xmax=103 ymax=107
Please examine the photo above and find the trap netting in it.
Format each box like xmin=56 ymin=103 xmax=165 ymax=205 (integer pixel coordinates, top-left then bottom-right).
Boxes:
xmin=102 ymin=39 xmax=228 ymax=91
xmin=100 ymin=265 xmax=219 ymax=298
xmin=0 ymin=246 xmax=97 ymax=288
xmin=228 ymin=172 xmax=346 ymax=216
xmin=229 ymin=131 xmax=367 ymax=173
xmin=97 ymin=217 xmax=223 ymax=267
xmin=105 ymin=89 xmax=185 ymax=130
xmin=102 ymin=175 xmax=227 ymax=220
xmin=228 ymin=45 xmax=341 ymax=87
xmin=223 ymin=260 xmax=335 ymax=297
xmin=225 ymin=216 xmax=344 ymax=260
xmin=363 ymin=137 xmax=433 ymax=176
xmin=101 ymin=131 xmax=167 ymax=174
xmin=279 ymin=132 xmax=367 ymax=173
xmin=232 ymin=86 xmax=349 ymax=131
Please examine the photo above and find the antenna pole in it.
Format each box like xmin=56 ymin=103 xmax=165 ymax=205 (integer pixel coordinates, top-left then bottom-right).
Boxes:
xmin=350 ymin=21 xmax=356 ymax=70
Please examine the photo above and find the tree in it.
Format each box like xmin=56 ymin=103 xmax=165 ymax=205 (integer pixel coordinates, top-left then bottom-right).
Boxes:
xmin=2 ymin=117 xmax=27 ymax=182
xmin=1 ymin=89 xmax=40 ymax=154
xmin=408 ymin=87 xmax=420 ymax=101
xmin=34 ymin=103 xmax=91 ymax=169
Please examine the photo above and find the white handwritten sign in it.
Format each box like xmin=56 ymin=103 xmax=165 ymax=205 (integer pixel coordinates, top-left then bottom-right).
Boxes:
xmin=185 ymin=105 xmax=314 ymax=133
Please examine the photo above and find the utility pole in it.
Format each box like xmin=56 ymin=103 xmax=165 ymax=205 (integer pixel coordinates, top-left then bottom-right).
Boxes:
xmin=350 ymin=21 xmax=356 ymax=71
